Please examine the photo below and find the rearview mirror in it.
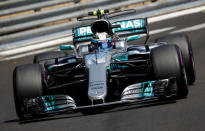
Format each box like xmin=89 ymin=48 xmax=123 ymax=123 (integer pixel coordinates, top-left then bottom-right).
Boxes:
xmin=60 ymin=45 xmax=74 ymax=51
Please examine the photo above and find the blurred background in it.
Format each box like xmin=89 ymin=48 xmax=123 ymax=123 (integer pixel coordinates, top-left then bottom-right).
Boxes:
xmin=0 ymin=0 xmax=205 ymax=131
xmin=0 ymin=0 xmax=201 ymax=60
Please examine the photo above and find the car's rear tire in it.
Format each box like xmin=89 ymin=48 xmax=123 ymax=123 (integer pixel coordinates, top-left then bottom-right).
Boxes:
xmin=150 ymin=45 xmax=188 ymax=99
xmin=33 ymin=51 xmax=67 ymax=65
xmin=155 ymin=34 xmax=195 ymax=85
xmin=13 ymin=64 xmax=44 ymax=119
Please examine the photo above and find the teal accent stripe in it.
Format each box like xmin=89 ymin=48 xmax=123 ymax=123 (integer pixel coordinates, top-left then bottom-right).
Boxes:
xmin=42 ymin=95 xmax=61 ymax=112
xmin=127 ymin=35 xmax=140 ymax=41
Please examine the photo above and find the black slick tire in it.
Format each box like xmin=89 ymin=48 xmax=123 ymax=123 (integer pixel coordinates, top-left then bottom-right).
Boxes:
xmin=13 ymin=64 xmax=44 ymax=119
xmin=155 ymin=34 xmax=195 ymax=85
xmin=151 ymin=45 xmax=188 ymax=99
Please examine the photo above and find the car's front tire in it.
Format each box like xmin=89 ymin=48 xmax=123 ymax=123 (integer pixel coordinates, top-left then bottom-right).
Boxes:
xmin=13 ymin=64 xmax=45 ymax=119
xmin=151 ymin=45 xmax=188 ymax=99
xmin=155 ymin=34 xmax=195 ymax=85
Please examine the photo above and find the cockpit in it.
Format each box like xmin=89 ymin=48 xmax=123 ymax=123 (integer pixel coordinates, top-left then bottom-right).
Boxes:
xmin=90 ymin=38 xmax=113 ymax=52
xmin=90 ymin=20 xmax=114 ymax=51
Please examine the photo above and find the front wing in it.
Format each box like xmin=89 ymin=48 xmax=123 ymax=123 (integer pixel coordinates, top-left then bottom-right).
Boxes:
xmin=22 ymin=78 xmax=177 ymax=118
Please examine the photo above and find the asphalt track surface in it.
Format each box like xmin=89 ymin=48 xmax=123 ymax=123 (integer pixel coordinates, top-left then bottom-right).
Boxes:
xmin=0 ymin=11 xmax=205 ymax=131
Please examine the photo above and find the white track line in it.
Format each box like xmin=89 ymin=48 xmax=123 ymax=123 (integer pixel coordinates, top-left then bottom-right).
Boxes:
xmin=1 ymin=47 xmax=59 ymax=61
xmin=170 ymin=23 xmax=205 ymax=34
xmin=139 ymin=27 xmax=175 ymax=38
xmin=148 ymin=5 xmax=205 ymax=23
xmin=0 ymin=36 xmax=72 ymax=57
xmin=149 ymin=27 xmax=175 ymax=35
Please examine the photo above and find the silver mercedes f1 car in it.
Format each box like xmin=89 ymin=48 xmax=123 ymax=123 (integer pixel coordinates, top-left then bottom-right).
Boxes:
xmin=13 ymin=9 xmax=195 ymax=119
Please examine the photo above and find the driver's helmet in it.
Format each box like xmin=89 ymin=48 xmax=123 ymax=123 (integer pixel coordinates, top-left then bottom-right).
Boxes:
xmin=91 ymin=36 xmax=113 ymax=51
xmin=90 ymin=20 xmax=114 ymax=51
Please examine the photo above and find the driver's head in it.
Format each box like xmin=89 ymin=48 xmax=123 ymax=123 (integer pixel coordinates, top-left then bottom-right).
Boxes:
xmin=90 ymin=37 xmax=113 ymax=51
xmin=90 ymin=20 xmax=114 ymax=51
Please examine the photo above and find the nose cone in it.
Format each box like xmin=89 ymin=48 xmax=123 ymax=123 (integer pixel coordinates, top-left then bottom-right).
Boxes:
xmin=85 ymin=52 xmax=111 ymax=103
xmin=87 ymin=63 xmax=107 ymax=102
xmin=88 ymin=81 xmax=107 ymax=101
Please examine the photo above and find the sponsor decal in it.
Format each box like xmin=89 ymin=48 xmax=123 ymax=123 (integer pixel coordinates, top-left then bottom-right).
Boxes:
xmin=113 ymin=19 xmax=145 ymax=32
xmin=88 ymin=81 xmax=106 ymax=98
xmin=90 ymin=82 xmax=105 ymax=90
xmin=74 ymin=19 xmax=146 ymax=40
xmin=75 ymin=26 xmax=93 ymax=37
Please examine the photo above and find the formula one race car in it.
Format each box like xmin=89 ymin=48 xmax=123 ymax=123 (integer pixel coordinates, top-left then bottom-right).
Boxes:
xmin=13 ymin=9 xmax=195 ymax=119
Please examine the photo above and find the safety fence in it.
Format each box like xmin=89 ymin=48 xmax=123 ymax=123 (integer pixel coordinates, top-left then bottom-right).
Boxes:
xmin=0 ymin=0 xmax=201 ymax=60
xmin=0 ymin=0 xmax=160 ymax=45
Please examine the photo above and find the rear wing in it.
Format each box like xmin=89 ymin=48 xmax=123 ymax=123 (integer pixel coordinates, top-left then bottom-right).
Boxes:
xmin=72 ymin=18 xmax=149 ymax=44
